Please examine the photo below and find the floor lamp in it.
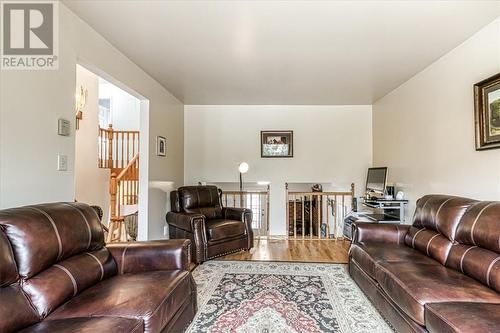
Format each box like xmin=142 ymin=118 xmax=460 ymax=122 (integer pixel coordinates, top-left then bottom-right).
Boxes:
xmin=238 ymin=162 xmax=249 ymax=192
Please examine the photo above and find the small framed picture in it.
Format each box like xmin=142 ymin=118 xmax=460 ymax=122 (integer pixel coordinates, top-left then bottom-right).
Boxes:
xmin=474 ymin=72 xmax=500 ymax=150
xmin=261 ymin=130 xmax=293 ymax=158
xmin=156 ymin=136 xmax=166 ymax=157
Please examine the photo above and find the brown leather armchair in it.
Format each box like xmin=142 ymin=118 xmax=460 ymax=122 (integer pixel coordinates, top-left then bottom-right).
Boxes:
xmin=0 ymin=202 xmax=196 ymax=333
xmin=166 ymin=186 xmax=254 ymax=264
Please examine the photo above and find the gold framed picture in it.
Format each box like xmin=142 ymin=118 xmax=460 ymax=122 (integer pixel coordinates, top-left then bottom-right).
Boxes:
xmin=261 ymin=130 xmax=293 ymax=158
xmin=474 ymin=73 xmax=500 ymax=150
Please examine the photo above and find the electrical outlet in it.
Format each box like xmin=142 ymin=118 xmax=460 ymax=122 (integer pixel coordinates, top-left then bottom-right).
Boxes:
xmin=163 ymin=225 xmax=168 ymax=236
xmin=57 ymin=154 xmax=67 ymax=171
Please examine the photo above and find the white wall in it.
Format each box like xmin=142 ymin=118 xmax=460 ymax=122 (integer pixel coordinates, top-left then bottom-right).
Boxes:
xmin=184 ymin=105 xmax=373 ymax=235
xmin=373 ymin=18 xmax=500 ymax=219
xmin=0 ymin=4 xmax=184 ymax=240
xmin=74 ymin=65 xmax=110 ymax=222
xmin=99 ymin=80 xmax=141 ymax=131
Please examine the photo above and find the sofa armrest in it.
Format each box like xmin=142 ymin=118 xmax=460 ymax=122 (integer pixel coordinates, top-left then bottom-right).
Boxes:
xmin=166 ymin=212 xmax=205 ymax=233
xmin=223 ymin=207 xmax=254 ymax=249
xmin=107 ymin=239 xmax=191 ymax=274
xmin=223 ymin=207 xmax=252 ymax=223
xmin=352 ymin=223 xmax=410 ymax=245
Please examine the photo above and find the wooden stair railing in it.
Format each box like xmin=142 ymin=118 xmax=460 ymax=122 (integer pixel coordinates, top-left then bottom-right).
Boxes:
xmin=97 ymin=124 xmax=140 ymax=243
xmin=107 ymin=153 xmax=139 ymax=243
xmin=98 ymin=124 xmax=140 ymax=170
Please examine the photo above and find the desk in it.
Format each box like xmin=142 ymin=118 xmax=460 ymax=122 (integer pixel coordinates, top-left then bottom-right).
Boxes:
xmin=342 ymin=198 xmax=409 ymax=240
xmin=362 ymin=198 xmax=408 ymax=223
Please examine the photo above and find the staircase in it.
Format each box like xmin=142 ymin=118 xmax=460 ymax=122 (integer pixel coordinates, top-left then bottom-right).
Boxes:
xmin=98 ymin=124 xmax=139 ymax=242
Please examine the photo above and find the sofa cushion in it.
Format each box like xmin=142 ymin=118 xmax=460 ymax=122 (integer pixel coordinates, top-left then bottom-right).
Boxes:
xmin=1 ymin=230 xmax=40 ymax=333
xmin=455 ymin=201 xmax=500 ymax=252
xmin=205 ymin=219 xmax=246 ymax=242
xmin=404 ymin=227 xmax=453 ymax=265
xmin=0 ymin=202 xmax=104 ymax=279
xmin=22 ymin=248 xmax=117 ymax=318
xmin=405 ymin=195 xmax=477 ymax=265
xmin=349 ymin=243 xmax=437 ymax=279
xmin=425 ymin=302 xmax=500 ymax=333
xmin=446 ymin=201 xmax=500 ymax=292
xmin=0 ymin=231 xmax=18 ymax=286
xmin=0 ymin=285 xmax=40 ymax=333
xmin=411 ymin=195 xmax=477 ymax=241
xmin=49 ymin=270 xmax=195 ymax=333
xmin=18 ymin=316 xmax=143 ymax=333
xmin=375 ymin=261 xmax=500 ymax=325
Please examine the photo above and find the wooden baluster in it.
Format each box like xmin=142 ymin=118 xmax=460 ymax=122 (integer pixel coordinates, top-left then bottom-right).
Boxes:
xmin=293 ymin=195 xmax=297 ymax=239
xmin=137 ymin=134 xmax=140 ymax=154
xmin=126 ymin=132 xmax=130 ymax=165
xmin=121 ymin=132 xmax=124 ymax=168
xmin=132 ymin=132 xmax=135 ymax=158
xmin=318 ymin=194 xmax=321 ymax=239
xmin=333 ymin=195 xmax=337 ymax=239
xmin=301 ymin=195 xmax=305 ymax=239
xmin=309 ymin=194 xmax=313 ymax=239
xmin=110 ymin=172 xmax=117 ymax=219
xmin=341 ymin=195 xmax=345 ymax=241
xmin=326 ymin=195 xmax=330 ymax=239
xmin=108 ymin=172 xmax=118 ymax=243
xmin=107 ymin=125 xmax=113 ymax=169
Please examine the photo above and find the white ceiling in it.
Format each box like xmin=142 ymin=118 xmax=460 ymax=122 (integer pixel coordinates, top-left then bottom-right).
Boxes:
xmin=64 ymin=1 xmax=500 ymax=105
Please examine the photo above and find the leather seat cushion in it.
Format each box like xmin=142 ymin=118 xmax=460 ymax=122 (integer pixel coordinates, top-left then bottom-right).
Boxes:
xmin=375 ymin=261 xmax=500 ymax=325
xmin=18 ymin=317 xmax=143 ymax=333
xmin=48 ymin=271 xmax=194 ymax=333
xmin=350 ymin=243 xmax=437 ymax=279
xmin=425 ymin=302 xmax=500 ymax=333
xmin=205 ymin=219 xmax=245 ymax=241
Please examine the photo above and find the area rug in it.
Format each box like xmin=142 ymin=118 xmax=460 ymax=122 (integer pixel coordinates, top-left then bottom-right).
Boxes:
xmin=185 ymin=261 xmax=393 ymax=333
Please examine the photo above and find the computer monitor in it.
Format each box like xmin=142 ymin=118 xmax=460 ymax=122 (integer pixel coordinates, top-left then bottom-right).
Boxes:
xmin=365 ymin=167 xmax=388 ymax=194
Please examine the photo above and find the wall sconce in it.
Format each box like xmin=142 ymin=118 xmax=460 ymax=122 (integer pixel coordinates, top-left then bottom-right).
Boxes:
xmin=75 ymin=85 xmax=88 ymax=130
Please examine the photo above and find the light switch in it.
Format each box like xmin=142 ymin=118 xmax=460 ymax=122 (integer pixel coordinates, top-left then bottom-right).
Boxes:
xmin=58 ymin=118 xmax=71 ymax=136
xmin=57 ymin=154 xmax=68 ymax=171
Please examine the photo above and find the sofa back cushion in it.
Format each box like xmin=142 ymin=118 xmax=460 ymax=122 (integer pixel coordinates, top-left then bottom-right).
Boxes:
xmin=405 ymin=195 xmax=477 ymax=265
xmin=0 ymin=202 xmax=117 ymax=318
xmin=0 ymin=231 xmax=18 ymax=286
xmin=0 ymin=230 xmax=40 ymax=332
xmin=446 ymin=201 xmax=500 ymax=292
xmin=178 ymin=186 xmax=223 ymax=219
xmin=0 ymin=202 xmax=105 ymax=278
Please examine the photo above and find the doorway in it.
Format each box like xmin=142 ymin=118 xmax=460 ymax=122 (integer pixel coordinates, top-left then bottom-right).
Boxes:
xmin=74 ymin=64 xmax=146 ymax=242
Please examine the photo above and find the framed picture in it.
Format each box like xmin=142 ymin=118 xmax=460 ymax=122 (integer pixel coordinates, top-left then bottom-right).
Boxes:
xmin=474 ymin=72 xmax=500 ymax=150
xmin=156 ymin=136 xmax=166 ymax=157
xmin=261 ymin=130 xmax=293 ymax=158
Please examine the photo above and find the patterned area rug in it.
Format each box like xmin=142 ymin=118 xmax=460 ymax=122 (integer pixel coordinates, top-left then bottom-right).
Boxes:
xmin=186 ymin=261 xmax=392 ymax=333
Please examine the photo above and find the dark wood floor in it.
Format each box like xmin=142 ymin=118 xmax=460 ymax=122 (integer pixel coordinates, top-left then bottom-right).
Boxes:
xmin=216 ymin=237 xmax=350 ymax=263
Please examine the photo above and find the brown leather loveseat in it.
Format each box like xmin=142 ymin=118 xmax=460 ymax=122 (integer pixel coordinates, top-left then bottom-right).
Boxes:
xmin=166 ymin=186 xmax=253 ymax=264
xmin=0 ymin=202 xmax=197 ymax=333
xmin=349 ymin=195 xmax=500 ymax=333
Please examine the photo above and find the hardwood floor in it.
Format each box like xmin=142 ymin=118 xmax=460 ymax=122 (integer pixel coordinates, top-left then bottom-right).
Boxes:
xmin=216 ymin=237 xmax=351 ymax=263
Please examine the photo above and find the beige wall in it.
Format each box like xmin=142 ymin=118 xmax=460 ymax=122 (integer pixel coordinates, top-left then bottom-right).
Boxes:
xmin=74 ymin=65 xmax=110 ymax=222
xmin=373 ymin=18 xmax=500 ymax=219
xmin=184 ymin=105 xmax=373 ymax=235
xmin=0 ymin=4 xmax=184 ymax=240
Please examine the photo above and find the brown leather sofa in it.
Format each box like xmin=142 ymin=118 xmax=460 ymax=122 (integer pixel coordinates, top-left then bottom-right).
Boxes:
xmin=349 ymin=195 xmax=500 ymax=333
xmin=166 ymin=186 xmax=253 ymax=264
xmin=0 ymin=202 xmax=197 ymax=333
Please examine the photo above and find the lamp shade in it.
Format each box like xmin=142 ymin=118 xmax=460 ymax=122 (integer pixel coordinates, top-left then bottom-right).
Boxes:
xmin=238 ymin=162 xmax=249 ymax=174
